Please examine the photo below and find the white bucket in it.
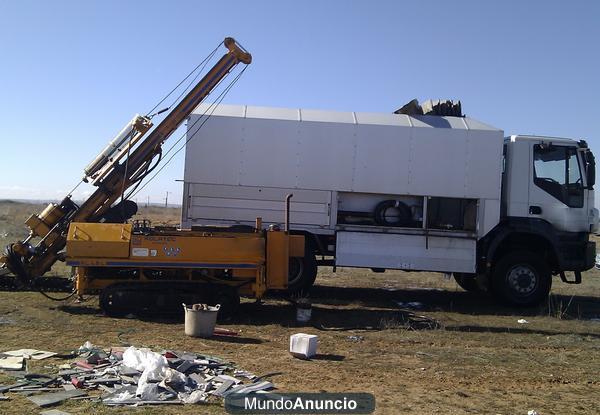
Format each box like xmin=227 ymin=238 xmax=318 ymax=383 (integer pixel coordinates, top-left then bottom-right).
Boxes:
xmin=183 ymin=303 xmax=220 ymax=338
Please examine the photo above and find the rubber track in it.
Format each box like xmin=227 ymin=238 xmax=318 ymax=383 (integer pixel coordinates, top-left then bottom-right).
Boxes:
xmin=99 ymin=281 xmax=239 ymax=317
xmin=0 ymin=274 xmax=74 ymax=293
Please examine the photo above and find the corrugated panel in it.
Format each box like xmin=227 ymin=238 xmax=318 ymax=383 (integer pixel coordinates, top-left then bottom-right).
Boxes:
xmin=300 ymin=108 xmax=355 ymax=124
xmin=190 ymin=104 xmax=501 ymax=131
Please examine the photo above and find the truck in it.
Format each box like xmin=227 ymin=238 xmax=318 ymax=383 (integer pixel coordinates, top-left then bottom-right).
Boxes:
xmin=1 ymin=38 xmax=306 ymax=317
xmin=181 ymin=100 xmax=598 ymax=306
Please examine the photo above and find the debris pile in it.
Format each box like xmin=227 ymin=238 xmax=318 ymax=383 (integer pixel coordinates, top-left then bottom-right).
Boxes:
xmin=0 ymin=342 xmax=275 ymax=408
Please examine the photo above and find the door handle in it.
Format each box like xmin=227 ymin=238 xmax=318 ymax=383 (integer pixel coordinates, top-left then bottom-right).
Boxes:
xmin=529 ymin=206 xmax=542 ymax=215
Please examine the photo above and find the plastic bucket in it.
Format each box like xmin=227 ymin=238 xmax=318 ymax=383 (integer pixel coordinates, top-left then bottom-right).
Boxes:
xmin=183 ymin=303 xmax=220 ymax=337
xmin=296 ymin=301 xmax=312 ymax=323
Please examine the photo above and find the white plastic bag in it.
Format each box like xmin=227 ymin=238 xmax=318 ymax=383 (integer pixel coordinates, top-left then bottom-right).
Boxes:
xmin=123 ymin=346 xmax=168 ymax=380
xmin=123 ymin=346 xmax=169 ymax=398
xmin=137 ymin=382 xmax=160 ymax=400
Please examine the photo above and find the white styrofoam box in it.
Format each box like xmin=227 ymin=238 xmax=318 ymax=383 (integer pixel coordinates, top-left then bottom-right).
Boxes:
xmin=289 ymin=333 xmax=318 ymax=359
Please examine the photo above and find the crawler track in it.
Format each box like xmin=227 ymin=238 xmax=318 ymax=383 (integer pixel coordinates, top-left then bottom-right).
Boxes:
xmin=0 ymin=270 xmax=73 ymax=293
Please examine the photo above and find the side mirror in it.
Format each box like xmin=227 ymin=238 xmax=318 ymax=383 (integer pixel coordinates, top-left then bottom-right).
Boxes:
xmin=586 ymin=150 xmax=595 ymax=189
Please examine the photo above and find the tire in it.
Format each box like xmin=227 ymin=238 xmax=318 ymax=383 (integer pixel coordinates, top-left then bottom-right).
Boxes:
xmin=287 ymin=245 xmax=317 ymax=294
xmin=491 ymin=251 xmax=552 ymax=307
xmin=453 ymin=273 xmax=480 ymax=292
xmin=374 ymin=200 xmax=412 ymax=227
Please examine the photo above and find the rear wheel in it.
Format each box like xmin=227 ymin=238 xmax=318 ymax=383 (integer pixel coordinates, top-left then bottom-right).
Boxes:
xmin=287 ymin=244 xmax=317 ymax=294
xmin=491 ymin=251 xmax=551 ymax=307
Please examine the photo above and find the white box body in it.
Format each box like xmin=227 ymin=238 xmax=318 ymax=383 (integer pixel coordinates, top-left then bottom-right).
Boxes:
xmin=182 ymin=104 xmax=504 ymax=274
xmin=289 ymin=333 xmax=318 ymax=359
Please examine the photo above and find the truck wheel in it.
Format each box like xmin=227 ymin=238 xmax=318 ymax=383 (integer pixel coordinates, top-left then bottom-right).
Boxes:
xmin=491 ymin=251 xmax=552 ymax=307
xmin=287 ymin=250 xmax=317 ymax=294
xmin=453 ymin=273 xmax=480 ymax=292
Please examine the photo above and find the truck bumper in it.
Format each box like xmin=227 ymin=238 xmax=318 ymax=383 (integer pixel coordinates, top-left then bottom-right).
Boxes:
xmin=584 ymin=241 xmax=596 ymax=271
xmin=558 ymin=236 xmax=595 ymax=272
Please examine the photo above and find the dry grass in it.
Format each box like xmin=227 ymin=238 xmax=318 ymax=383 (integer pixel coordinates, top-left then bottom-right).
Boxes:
xmin=0 ymin=201 xmax=599 ymax=414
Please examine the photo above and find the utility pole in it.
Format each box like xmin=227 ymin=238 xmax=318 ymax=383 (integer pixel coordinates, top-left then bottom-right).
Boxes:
xmin=165 ymin=191 xmax=171 ymax=208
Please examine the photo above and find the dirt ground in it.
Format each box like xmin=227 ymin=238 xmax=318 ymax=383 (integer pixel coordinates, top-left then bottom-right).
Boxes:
xmin=0 ymin=201 xmax=599 ymax=414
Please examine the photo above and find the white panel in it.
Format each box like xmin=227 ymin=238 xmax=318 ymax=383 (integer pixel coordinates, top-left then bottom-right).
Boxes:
xmin=238 ymin=118 xmax=299 ymax=188
xmin=246 ymin=106 xmax=299 ymax=121
xmin=353 ymin=124 xmax=411 ymax=194
xmin=481 ymin=199 xmax=501 ymax=236
xmin=504 ymin=139 xmax=530 ymax=217
xmin=194 ymin=103 xmax=245 ymax=117
xmin=296 ymin=121 xmax=356 ymax=191
xmin=185 ymin=116 xmax=244 ymax=185
xmin=464 ymin=130 xmax=504 ymax=199
xmin=354 ymin=112 xmax=412 ymax=127
xmin=336 ymin=231 xmax=476 ymax=273
xmin=187 ymin=183 xmax=331 ymax=227
xmin=189 ymin=183 xmax=329 ymax=203
xmin=409 ymin=127 xmax=468 ymax=197
xmin=300 ymin=108 xmax=355 ymax=123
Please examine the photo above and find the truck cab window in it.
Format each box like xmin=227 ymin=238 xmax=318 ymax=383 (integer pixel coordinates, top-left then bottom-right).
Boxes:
xmin=533 ymin=145 xmax=583 ymax=208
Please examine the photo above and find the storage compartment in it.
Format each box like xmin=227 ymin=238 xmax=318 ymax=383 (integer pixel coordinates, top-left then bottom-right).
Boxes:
xmin=337 ymin=192 xmax=423 ymax=228
xmin=335 ymin=231 xmax=476 ymax=273
xmin=426 ymin=197 xmax=477 ymax=231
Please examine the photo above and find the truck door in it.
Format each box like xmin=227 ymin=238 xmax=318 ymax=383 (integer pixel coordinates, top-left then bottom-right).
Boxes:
xmin=528 ymin=143 xmax=589 ymax=232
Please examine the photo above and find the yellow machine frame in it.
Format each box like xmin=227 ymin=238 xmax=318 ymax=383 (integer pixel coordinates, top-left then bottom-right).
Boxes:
xmin=66 ymin=221 xmax=304 ymax=300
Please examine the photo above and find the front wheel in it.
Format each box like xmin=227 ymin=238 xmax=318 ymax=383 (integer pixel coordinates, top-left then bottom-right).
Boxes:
xmin=491 ymin=251 xmax=552 ymax=307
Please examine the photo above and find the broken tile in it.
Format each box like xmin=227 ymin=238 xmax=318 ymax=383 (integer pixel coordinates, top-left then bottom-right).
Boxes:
xmin=74 ymin=361 xmax=94 ymax=370
xmin=0 ymin=356 xmax=24 ymax=370
xmin=0 ymin=381 xmax=30 ymax=393
xmin=214 ymin=374 xmax=241 ymax=384
xmin=87 ymin=377 xmax=121 ymax=385
xmin=27 ymin=389 xmax=87 ymax=407
xmin=3 ymin=349 xmax=57 ymax=360
xmin=230 ymin=381 xmax=274 ymax=395
xmin=40 ymin=410 xmax=73 ymax=415
xmin=118 ymin=365 xmax=140 ymax=377
xmin=211 ymin=379 xmax=234 ymax=397
xmin=176 ymin=360 xmax=196 ymax=373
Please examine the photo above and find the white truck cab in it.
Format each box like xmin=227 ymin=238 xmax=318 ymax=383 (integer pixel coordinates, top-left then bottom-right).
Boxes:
xmin=478 ymin=135 xmax=598 ymax=303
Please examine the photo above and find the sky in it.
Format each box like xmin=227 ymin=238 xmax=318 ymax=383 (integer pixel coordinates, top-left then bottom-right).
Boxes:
xmin=0 ymin=0 xmax=598 ymax=206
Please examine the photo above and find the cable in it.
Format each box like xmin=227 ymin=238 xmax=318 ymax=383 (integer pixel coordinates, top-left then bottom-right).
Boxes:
xmin=147 ymin=63 xmax=235 ymax=167
xmin=130 ymin=65 xmax=248 ymax=199
xmin=132 ymin=65 xmax=247 ymax=198
xmin=37 ymin=288 xmax=77 ymax=301
xmin=145 ymin=42 xmax=222 ymax=117
xmin=67 ymin=180 xmax=84 ymax=198
xmin=115 ymin=44 xmax=224 ymax=199
xmin=165 ymin=46 xmax=220 ymax=115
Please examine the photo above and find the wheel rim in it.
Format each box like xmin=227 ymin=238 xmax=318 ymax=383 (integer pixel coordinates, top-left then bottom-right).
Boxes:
xmin=507 ymin=264 xmax=538 ymax=296
xmin=288 ymin=257 xmax=304 ymax=285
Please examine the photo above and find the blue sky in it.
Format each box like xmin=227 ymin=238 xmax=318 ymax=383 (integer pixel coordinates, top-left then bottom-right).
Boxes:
xmin=0 ymin=0 xmax=598 ymax=205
